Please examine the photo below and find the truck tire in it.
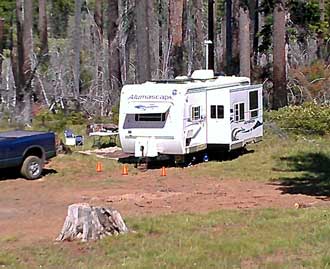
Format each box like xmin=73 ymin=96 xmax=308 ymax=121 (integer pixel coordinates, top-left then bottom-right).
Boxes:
xmin=20 ymin=156 xmax=43 ymax=180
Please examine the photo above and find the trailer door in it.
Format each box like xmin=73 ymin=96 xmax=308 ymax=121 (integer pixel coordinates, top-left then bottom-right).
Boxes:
xmin=206 ymin=89 xmax=230 ymax=145
xmin=184 ymin=90 xmax=207 ymax=153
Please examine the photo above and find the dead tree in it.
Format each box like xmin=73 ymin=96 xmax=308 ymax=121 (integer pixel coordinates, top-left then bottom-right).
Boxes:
xmin=73 ymin=0 xmax=82 ymax=98
xmin=56 ymin=203 xmax=129 ymax=242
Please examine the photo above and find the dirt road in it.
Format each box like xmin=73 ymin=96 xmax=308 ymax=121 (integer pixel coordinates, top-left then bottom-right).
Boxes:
xmin=1 ymin=166 xmax=329 ymax=246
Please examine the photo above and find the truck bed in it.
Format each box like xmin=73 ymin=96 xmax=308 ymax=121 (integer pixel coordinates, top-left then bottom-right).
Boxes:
xmin=0 ymin=130 xmax=46 ymax=138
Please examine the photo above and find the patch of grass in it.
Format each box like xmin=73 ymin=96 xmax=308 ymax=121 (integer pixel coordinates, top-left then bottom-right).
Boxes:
xmin=3 ymin=208 xmax=330 ymax=268
xmin=187 ymin=131 xmax=330 ymax=183
xmin=0 ymin=251 xmax=19 ymax=267
xmin=0 ymin=235 xmax=18 ymax=243
xmin=45 ymin=153 xmax=124 ymax=188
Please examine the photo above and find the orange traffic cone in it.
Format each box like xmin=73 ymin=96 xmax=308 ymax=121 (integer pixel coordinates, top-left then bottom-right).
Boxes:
xmin=122 ymin=165 xmax=128 ymax=176
xmin=161 ymin=166 xmax=166 ymax=176
xmin=96 ymin=162 xmax=103 ymax=172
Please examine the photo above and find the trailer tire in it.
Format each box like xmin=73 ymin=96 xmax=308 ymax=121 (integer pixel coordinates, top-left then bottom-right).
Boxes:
xmin=20 ymin=156 xmax=43 ymax=180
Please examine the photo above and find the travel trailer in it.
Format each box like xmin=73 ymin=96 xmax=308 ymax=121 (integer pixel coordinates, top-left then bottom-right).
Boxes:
xmin=118 ymin=70 xmax=263 ymax=161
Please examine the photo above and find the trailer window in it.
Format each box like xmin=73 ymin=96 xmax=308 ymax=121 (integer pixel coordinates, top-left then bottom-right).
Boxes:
xmin=234 ymin=103 xmax=245 ymax=122
xmin=135 ymin=113 xmax=166 ymax=122
xmin=211 ymin=105 xmax=224 ymax=119
xmin=249 ymin=91 xmax=259 ymax=118
xmin=191 ymin=106 xmax=201 ymax=121
xmin=123 ymin=112 xmax=168 ymax=129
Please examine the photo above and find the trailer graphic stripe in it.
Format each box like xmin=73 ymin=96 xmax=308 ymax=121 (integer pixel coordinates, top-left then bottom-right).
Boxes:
xmin=125 ymin=136 xmax=175 ymax=140
xmin=231 ymin=121 xmax=263 ymax=141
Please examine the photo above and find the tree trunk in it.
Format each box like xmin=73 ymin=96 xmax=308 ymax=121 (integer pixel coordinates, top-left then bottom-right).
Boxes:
xmin=15 ymin=0 xmax=33 ymax=123
xmin=272 ymin=0 xmax=287 ymax=109
xmin=0 ymin=18 xmax=4 ymax=86
xmin=320 ymin=0 xmax=325 ymax=21
xmin=232 ymin=0 xmax=239 ymax=75
xmin=148 ymin=1 xmax=159 ymax=79
xmin=160 ymin=0 xmax=170 ymax=78
xmin=56 ymin=203 xmax=128 ymax=242
xmin=38 ymin=0 xmax=48 ymax=58
xmin=317 ymin=0 xmax=325 ymax=59
xmin=136 ymin=0 xmax=151 ymax=83
xmin=225 ymin=0 xmax=233 ymax=75
xmin=94 ymin=0 xmax=104 ymax=114
xmin=169 ymin=0 xmax=184 ymax=77
xmin=16 ymin=0 xmax=24 ymax=94
xmin=73 ymin=0 xmax=82 ymax=98
xmin=108 ymin=0 xmax=121 ymax=90
xmin=239 ymin=5 xmax=250 ymax=77
xmin=252 ymin=0 xmax=259 ymax=67
xmin=208 ymin=0 xmax=215 ymax=70
xmin=192 ymin=0 xmax=203 ymax=71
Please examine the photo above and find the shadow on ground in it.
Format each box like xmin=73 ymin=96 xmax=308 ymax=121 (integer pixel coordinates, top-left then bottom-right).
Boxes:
xmin=118 ymin=148 xmax=254 ymax=169
xmin=0 ymin=168 xmax=57 ymax=181
xmin=274 ymin=152 xmax=330 ymax=198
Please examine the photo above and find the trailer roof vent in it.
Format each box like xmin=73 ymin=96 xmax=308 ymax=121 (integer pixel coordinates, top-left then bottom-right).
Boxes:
xmin=191 ymin=70 xmax=215 ymax=80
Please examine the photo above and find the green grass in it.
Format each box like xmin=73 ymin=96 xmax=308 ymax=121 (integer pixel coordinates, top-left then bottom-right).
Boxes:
xmin=44 ymin=153 xmax=125 ymax=188
xmin=188 ymin=130 xmax=330 ymax=184
xmin=2 ymin=209 xmax=330 ymax=268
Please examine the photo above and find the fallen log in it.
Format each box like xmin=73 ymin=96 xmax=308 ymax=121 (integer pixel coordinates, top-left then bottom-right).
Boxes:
xmin=56 ymin=203 xmax=128 ymax=242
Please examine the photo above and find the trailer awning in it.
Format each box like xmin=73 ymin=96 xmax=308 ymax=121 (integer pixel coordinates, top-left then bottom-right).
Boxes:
xmin=126 ymin=103 xmax=171 ymax=114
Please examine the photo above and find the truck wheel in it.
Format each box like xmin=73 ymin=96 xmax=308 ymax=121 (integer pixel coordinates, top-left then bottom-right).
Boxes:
xmin=20 ymin=156 xmax=43 ymax=180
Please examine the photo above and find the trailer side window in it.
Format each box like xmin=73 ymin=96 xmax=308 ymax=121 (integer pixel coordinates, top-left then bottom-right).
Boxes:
xmin=211 ymin=106 xmax=216 ymax=118
xmin=211 ymin=105 xmax=224 ymax=119
xmin=234 ymin=103 xmax=245 ymax=122
xmin=249 ymin=91 xmax=259 ymax=118
xmin=191 ymin=106 xmax=201 ymax=121
xmin=218 ymin=105 xmax=224 ymax=118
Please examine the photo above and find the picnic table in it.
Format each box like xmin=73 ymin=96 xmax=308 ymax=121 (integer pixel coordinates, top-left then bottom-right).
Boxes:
xmin=89 ymin=131 xmax=119 ymax=148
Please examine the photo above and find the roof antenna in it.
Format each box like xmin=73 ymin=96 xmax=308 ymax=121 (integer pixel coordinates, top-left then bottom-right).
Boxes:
xmin=204 ymin=40 xmax=213 ymax=70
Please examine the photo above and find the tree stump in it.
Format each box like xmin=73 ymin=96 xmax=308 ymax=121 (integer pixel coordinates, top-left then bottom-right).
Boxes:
xmin=56 ymin=203 xmax=128 ymax=242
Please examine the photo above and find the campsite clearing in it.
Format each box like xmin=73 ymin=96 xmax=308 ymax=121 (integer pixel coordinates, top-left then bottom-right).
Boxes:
xmin=2 ymin=133 xmax=330 ymax=267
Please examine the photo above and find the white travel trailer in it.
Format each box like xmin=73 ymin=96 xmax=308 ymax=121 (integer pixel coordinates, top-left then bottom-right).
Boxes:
xmin=118 ymin=70 xmax=263 ymax=160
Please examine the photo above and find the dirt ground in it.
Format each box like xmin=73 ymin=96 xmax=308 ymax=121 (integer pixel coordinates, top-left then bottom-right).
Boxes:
xmin=1 ymin=164 xmax=330 ymax=246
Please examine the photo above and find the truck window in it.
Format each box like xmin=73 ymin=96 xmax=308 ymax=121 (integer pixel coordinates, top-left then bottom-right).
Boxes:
xmin=249 ymin=90 xmax=259 ymax=118
xmin=211 ymin=105 xmax=224 ymax=119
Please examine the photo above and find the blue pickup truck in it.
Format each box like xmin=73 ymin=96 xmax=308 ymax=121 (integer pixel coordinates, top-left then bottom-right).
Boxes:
xmin=0 ymin=130 xmax=56 ymax=179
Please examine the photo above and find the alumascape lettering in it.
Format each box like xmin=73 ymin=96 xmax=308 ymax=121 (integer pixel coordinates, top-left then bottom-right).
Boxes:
xmin=128 ymin=94 xmax=173 ymax=101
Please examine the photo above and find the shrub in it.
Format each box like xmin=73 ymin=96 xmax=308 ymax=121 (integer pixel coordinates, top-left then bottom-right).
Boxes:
xmin=266 ymin=102 xmax=330 ymax=135
xmin=33 ymin=109 xmax=87 ymax=132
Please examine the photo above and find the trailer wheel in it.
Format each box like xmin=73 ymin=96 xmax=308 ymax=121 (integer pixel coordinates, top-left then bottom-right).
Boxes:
xmin=20 ymin=156 xmax=43 ymax=180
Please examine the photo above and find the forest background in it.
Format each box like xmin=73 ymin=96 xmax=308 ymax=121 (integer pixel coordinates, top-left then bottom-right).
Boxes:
xmin=0 ymin=0 xmax=328 ymax=125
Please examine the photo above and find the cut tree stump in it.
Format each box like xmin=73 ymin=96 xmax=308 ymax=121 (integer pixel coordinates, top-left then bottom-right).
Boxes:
xmin=56 ymin=203 xmax=128 ymax=242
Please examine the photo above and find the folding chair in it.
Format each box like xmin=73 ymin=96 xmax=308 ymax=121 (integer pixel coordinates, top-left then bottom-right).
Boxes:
xmin=64 ymin=129 xmax=76 ymax=146
xmin=75 ymin=135 xmax=84 ymax=146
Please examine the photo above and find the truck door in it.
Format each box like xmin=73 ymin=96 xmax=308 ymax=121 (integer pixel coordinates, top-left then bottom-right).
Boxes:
xmin=0 ymin=140 xmax=11 ymax=168
xmin=184 ymin=90 xmax=207 ymax=152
